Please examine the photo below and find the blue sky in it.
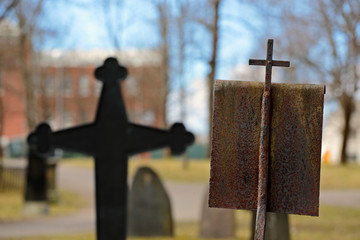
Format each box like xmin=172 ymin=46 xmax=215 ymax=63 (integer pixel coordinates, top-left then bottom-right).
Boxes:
xmin=37 ymin=0 xmax=335 ymax=134
xmin=40 ymin=0 xmax=262 ymax=77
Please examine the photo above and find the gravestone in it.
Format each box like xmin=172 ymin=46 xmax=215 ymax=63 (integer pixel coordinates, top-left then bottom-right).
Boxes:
xmin=128 ymin=166 xmax=173 ymax=237
xmin=23 ymin=148 xmax=48 ymax=215
xmin=250 ymin=212 xmax=290 ymax=240
xmin=209 ymin=39 xmax=325 ymax=239
xmin=46 ymin=155 xmax=59 ymax=203
xmin=200 ymin=188 xmax=234 ymax=238
xmin=27 ymin=57 xmax=194 ymax=240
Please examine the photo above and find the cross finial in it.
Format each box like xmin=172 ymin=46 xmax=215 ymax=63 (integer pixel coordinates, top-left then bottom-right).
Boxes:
xmin=249 ymin=39 xmax=290 ymax=91
xmin=95 ymin=57 xmax=128 ymax=83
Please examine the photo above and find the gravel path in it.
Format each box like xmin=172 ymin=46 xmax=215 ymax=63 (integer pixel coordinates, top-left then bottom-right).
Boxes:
xmin=0 ymin=165 xmax=359 ymax=238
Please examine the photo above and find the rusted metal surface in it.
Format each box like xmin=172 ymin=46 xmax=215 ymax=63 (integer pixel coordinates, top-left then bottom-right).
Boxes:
xmin=254 ymin=90 xmax=271 ymax=239
xmin=210 ymin=81 xmax=262 ymax=210
xmin=209 ymin=80 xmax=324 ymax=216
xmin=269 ymin=83 xmax=324 ymax=216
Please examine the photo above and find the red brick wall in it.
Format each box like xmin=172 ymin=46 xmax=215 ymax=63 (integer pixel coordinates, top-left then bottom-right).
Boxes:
xmin=2 ymin=69 xmax=27 ymax=137
xmin=1 ymin=63 xmax=163 ymax=140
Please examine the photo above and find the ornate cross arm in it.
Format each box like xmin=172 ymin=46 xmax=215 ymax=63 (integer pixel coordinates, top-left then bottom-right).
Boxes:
xmin=27 ymin=122 xmax=194 ymax=157
xmin=126 ymin=123 xmax=195 ymax=156
xmin=27 ymin=123 xmax=97 ymax=156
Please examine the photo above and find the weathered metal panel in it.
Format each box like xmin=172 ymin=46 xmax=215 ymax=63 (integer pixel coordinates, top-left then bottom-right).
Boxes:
xmin=209 ymin=80 xmax=324 ymax=216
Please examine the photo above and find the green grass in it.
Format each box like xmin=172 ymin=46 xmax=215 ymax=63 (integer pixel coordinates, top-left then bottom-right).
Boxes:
xmin=8 ymin=158 xmax=357 ymax=240
xmin=0 ymin=169 xmax=24 ymax=191
xmin=320 ymin=164 xmax=360 ymax=189
xmin=0 ymin=189 xmax=85 ymax=222
xmin=62 ymin=158 xmax=360 ymax=189
xmin=49 ymin=189 xmax=86 ymax=216
xmin=290 ymin=205 xmax=360 ymax=240
xmin=3 ymin=205 xmax=360 ymax=240
xmin=0 ymin=191 xmax=23 ymax=222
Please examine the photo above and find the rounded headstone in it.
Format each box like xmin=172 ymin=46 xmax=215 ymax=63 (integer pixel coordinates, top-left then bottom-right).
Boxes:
xmin=128 ymin=166 xmax=173 ymax=237
xmin=200 ymin=188 xmax=235 ymax=238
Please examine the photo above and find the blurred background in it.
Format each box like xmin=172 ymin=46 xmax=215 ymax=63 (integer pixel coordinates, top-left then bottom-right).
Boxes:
xmin=0 ymin=0 xmax=359 ymax=240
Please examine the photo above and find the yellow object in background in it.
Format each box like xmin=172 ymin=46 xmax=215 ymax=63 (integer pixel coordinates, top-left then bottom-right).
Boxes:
xmin=323 ymin=150 xmax=331 ymax=164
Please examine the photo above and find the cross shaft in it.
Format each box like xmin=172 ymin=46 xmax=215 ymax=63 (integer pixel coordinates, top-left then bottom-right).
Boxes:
xmin=249 ymin=39 xmax=290 ymax=240
xmin=249 ymin=39 xmax=290 ymax=91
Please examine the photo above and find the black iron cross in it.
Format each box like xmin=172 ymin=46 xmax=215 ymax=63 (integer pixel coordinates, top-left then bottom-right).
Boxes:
xmin=28 ymin=58 xmax=194 ymax=240
xmin=249 ymin=39 xmax=290 ymax=240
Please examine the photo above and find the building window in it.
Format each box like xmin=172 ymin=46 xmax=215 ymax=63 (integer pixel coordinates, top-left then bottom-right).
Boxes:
xmin=63 ymin=75 xmax=72 ymax=96
xmin=126 ymin=76 xmax=138 ymax=96
xmin=33 ymin=76 xmax=41 ymax=96
xmin=63 ymin=111 xmax=73 ymax=128
xmin=94 ymin=81 xmax=102 ymax=96
xmin=79 ymin=75 xmax=89 ymax=97
xmin=79 ymin=110 xmax=88 ymax=123
xmin=141 ymin=111 xmax=155 ymax=125
xmin=45 ymin=76 xmax=54 ymax=97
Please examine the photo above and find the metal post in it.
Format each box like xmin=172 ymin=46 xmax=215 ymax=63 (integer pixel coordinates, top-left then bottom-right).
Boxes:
xmin=249 ymin=39 xmax=290 ymax=239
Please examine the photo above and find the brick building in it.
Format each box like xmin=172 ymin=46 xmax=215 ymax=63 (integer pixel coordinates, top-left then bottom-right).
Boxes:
xmin=1 ymin=49 xmax=164 ymax=157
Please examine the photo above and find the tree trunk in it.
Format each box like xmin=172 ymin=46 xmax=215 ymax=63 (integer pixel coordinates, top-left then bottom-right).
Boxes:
xmin=340 ymin=97 xmax=353 ymax=164
xmin=160 ymin=47 xmax=169 ymax=128
xmin=19 ymin=27 xmax=37 ymax=131
xmin=0 ymin=71 xmax=4 ymax=160
xmin=206 ymin=0 xmax=221 ymax=157
xmin=157 ymin=1 xmax=169 ymax=129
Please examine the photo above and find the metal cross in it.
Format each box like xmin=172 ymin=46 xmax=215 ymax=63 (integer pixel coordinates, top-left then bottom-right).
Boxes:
xmin=249 ymin=39 xmax=290 ymax=92
xmin=249 ymin=39 xmax=290 ymax=240
xmin=28 ymin=57 xmax=194 ymax=240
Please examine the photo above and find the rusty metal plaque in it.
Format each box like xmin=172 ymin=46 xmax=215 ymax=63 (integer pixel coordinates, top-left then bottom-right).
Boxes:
xmin=209 ymin=80 xmax=324 ymax=216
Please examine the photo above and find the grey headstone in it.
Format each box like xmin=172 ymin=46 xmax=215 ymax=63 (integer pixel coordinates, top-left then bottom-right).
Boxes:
xmin=251 ymin=211 xmax=290 ymax=240
xmin=128 ymin=166 xmax=173 ymax=237
xmin=25 ymin=149 xmax=47 ymax=202
xmin=200 ymin=188 xmax=235 ymax=238
xmin=23 ymin=149 xmax=48 ymax=216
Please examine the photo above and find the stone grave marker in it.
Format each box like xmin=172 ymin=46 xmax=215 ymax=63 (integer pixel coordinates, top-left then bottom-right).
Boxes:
xmin=200 ymin=188 xmax=234 ymax=238
xmin=23 ymin=148 xmax=48 ymax=215
xmin=128 ymin=166 xmax=173 ymax=237
xmin=27 ymin=57 xmax=194 ymax=240
xmin=250 ymin=212 xmax=290 ymax=240
xmin=209 ymin=39 xmax=325 ymax=239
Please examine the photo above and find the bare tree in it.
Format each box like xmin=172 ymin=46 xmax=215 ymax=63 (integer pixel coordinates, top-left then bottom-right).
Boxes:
xmin=0 ymin=71 xmax=4 ymax=160
xmin=175 ymin=1 xmax=188 ymax=123
xmin=252 ymin=0 xmax=360 ymax=164
xmin=99 ymin=0 xmax=124 ymax=51
xmin=173 ymin=0 xmax=195 ymax=167
xmin=15 ymin=0 xmax=44 ymax=131
xmin=0 ymin=0 xmax=19 ymax=159
xmin=0 ymin=0 xmax=19 ymax=21
xmin=97 ymin=0 xmax=171 ymax=128
xmin=206 ymin=0 xmax=222 ymax=157
xmin=155 ymin=0 xmax=171 ymax=128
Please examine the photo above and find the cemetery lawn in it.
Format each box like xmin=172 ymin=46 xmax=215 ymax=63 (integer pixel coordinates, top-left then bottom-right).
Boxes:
xmin=0 ymin=189 xmax=85 ymax=222
xmin=2 ymin=205 xmax=360 ymax=240
xmin=63 ymin=158 xmax=360 ymax=189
